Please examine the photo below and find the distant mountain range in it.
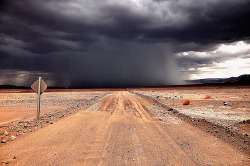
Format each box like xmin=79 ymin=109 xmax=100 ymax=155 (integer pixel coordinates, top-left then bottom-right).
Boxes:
xmin=0 ymin=74 xmax=249 ymax=89
xmin=185 ymin=74 xmax=250 ymax=85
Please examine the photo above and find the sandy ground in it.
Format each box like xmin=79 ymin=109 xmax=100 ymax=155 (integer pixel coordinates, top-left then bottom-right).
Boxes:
xmin=0 ymin=90 xmax=110 ymax=126
xmin=0 ymin=86 xmax=249 ymax=165
xmin=133 ymin=86 xmax=250 ymax=135
xmin=134 ymin=86 xmax=249 ymax=125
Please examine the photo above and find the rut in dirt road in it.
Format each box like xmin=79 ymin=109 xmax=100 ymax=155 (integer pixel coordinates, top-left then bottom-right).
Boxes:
xmin=0 ymin=91 xmax=249 ymax=165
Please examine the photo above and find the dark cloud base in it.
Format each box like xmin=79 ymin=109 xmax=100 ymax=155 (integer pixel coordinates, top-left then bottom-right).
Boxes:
xmin=1 ymin=0 xmax=250 ymax=88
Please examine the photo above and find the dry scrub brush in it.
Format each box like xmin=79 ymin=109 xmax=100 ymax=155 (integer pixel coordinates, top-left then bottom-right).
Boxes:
xmin=183 ymin=100 xmax=190 ymax=105
xmin=204 ymin=95 xmax=211 ymax=99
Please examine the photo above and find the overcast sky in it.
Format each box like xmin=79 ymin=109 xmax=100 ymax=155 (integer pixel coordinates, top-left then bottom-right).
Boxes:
xmin=0 ymin=0 xmax=250 ymax=88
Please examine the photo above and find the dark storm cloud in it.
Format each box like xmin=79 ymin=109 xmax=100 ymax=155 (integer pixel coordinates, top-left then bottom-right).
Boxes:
xmin=148 ymin=0 xmax=250 ymax=49
xmin=3 ymin=0 xmax=249 ymax=52
xmin=1 ymin=0 xmax=250 ymax=87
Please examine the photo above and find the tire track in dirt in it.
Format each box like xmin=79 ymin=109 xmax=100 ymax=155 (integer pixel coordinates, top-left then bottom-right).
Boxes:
xmin=0 ymin=91 xmax=249 ymax=165
xmin=124 ymin=92 xmax=154 ymax=121
xmin=0 ymin=92 xmax=113 ymax=144
xmin=131 ymin=91 xmax=250 ymax=155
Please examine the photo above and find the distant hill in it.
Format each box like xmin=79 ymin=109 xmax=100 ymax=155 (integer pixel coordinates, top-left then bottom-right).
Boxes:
xmin=223 ymin=74 xmax=250 ymax=84
xmin=0 ymin=74 xmax=249 ymax=89
xmin=185 ymin=74 xmax=250 ymax=85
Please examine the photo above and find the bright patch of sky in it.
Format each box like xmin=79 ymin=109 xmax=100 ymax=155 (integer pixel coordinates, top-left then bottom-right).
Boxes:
xmin=190 ymin=58 xmax=250 ymax=79
xmin=177 ymin=41 xmax=250 ymax=79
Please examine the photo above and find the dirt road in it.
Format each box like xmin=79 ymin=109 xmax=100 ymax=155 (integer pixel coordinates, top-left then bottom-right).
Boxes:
xmin=0 ymin=91 xmax=249 ymax=165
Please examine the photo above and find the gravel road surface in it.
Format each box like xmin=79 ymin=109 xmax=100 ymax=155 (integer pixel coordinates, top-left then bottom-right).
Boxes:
xmin=0 ymin=91 xmax=249 ymax=165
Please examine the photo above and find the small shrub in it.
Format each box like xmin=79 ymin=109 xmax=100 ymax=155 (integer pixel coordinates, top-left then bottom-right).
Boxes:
xmin=204 ymin=95 xmax=211 ymax=99
xmin=183 ymin=100 xmax=190 ymax=105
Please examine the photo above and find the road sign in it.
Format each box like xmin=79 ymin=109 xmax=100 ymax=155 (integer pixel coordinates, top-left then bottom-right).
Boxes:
xmin=31 ymin=77 xmax=47 ymax=120
xmin=31 ymin=79 xmax=47 ymax=94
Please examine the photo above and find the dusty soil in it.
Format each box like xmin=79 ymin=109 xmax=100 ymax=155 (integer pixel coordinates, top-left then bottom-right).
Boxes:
xmin=0 ymin=86 xmax=249 ymax=165
xmin=134 ymin=86 xmax=249 ymax=125
xmin=133 ymin=86 xmax=249 ymax=133
xmin=0 ymin=90 xmax=110 ymax=126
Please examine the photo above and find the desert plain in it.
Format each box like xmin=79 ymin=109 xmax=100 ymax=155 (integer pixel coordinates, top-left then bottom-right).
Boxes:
xmin=0 ymin=85 xmax=249 ymax=165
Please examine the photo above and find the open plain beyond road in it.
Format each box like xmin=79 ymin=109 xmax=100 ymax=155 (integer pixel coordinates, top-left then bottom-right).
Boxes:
xmin=0 ymin=88 xmax=249 ymax=165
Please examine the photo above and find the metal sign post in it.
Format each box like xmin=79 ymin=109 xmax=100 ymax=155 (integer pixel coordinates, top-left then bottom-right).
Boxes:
xmin=31 ymin=77 xmax=47 ymax=120
xmin=37 ymin=77 xmax=41 ymax=120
